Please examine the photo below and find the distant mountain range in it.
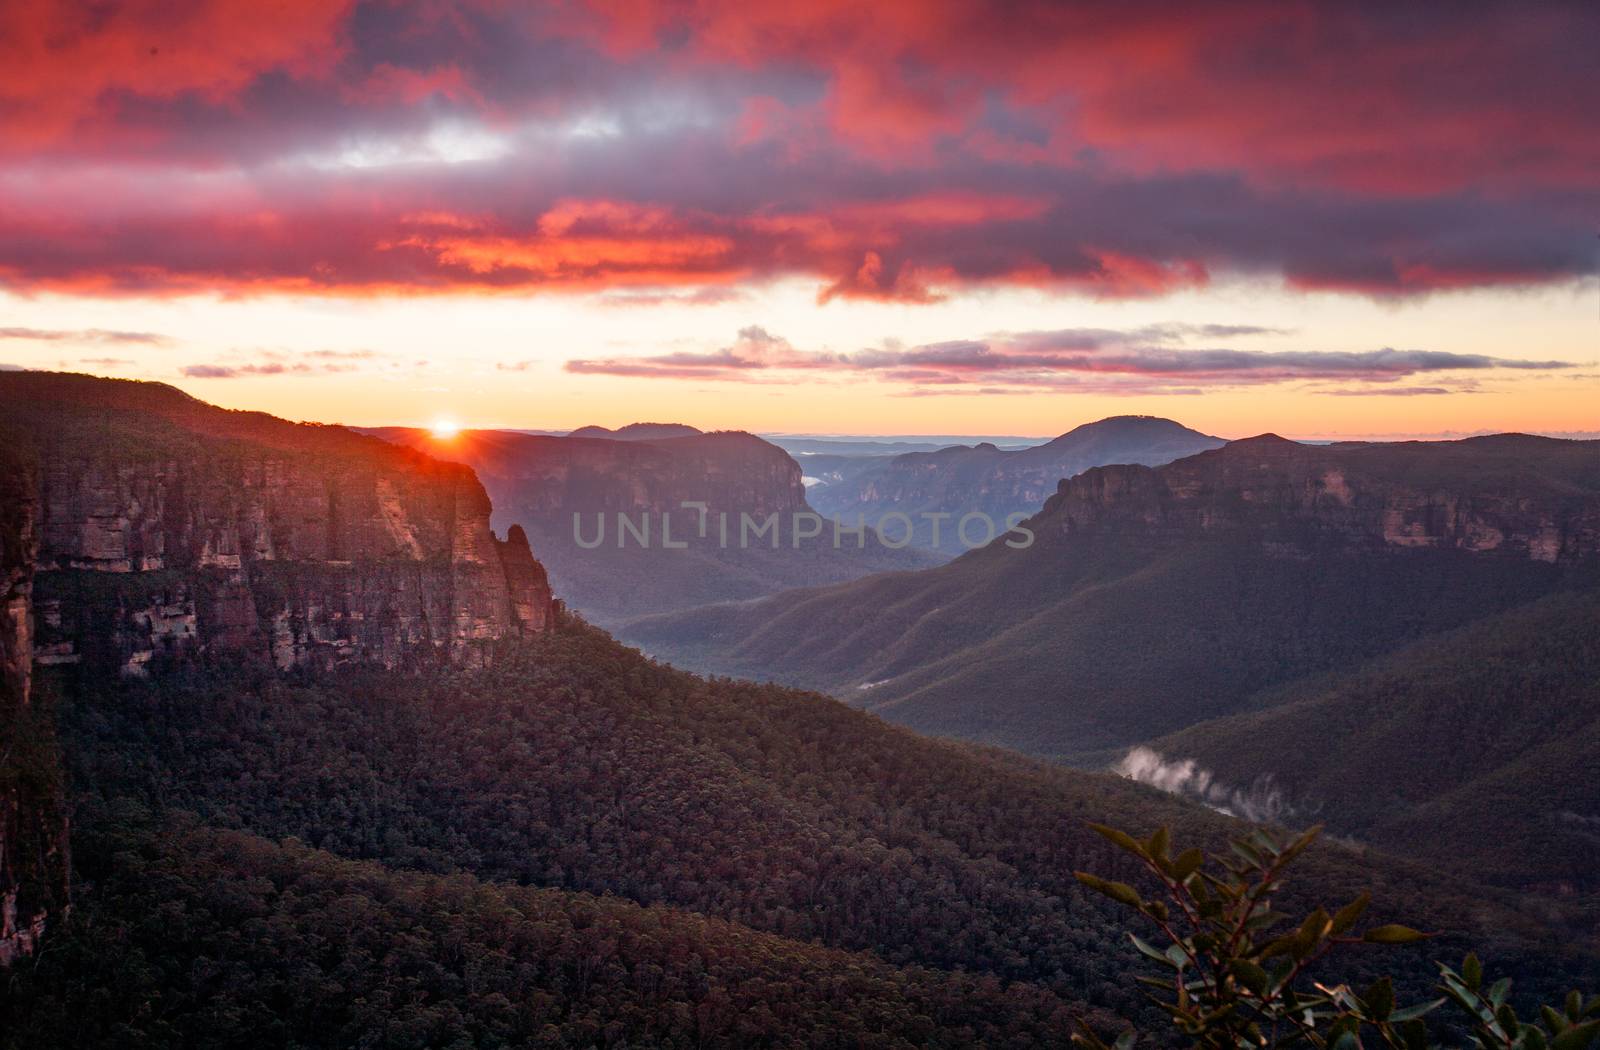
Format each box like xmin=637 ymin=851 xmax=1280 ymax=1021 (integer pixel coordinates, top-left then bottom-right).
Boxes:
xmin=805 ymin=416 xmax=1223 ymax=553
xmin=768 ymin=435 xmax=1046 ymax=457
xmin=363 ymin=425 xmax=933 ymax=625
xmin=625 ymin=433 xmax=1600 ymax=891
xmin=567 ymin=421 xmax=704 ymax=441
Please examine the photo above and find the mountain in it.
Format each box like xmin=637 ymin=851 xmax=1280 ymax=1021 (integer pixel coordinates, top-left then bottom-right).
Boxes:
xmin=366 ymin=426 xmax=934 ymax=626
xmin=567 ymin=421 xmax=704 ymax=441
xmin=625 ymin=434 xmax=1600 ymax=764
xmin=0 ymin=373 xmax=554 ymax=677
xmin=769 ymin=435 xmax=1042 ymax=457
xmin=1144 ymin=587 xmax=1600 ymax=893
xmin=0 ymin=370 xmax=556 ymax=970
xmin=806 ymin=416 xmax=1223 ymax=553
xmin=5 ymin=376 xmax=1593 ymax=1043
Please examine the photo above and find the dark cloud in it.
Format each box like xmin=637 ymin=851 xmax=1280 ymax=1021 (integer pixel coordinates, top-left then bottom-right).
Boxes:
xmin=0 ymin=3 xmax=1592 ymax=299
xmin=567 ymin=325 xmax=1573 ymax=395
xmin=179 ymin=349 xmax=372 ymax=378
xmin=1320 ymin=386 xmax=1462 ymax=397
xmin=0 ymin=326 xmax=171 ymax=345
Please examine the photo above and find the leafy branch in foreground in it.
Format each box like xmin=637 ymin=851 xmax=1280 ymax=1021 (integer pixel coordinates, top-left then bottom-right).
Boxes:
xmin=1072 ymin=823 xmax=1600 ymax=1050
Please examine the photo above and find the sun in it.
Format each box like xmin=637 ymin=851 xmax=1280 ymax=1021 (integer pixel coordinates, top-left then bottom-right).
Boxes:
xmin=429 ymin=417 xmax=461 ymax=439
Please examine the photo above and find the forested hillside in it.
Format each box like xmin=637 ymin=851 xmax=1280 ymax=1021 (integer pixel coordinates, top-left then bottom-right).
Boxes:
xmin=626 ymin=436 xmax=1600 ymax=761
xmin=4 ymin=818 xmax=1090 ymax=1048
xmin=1148 ymin=589 xmax=1600 ymax=893
xmin=6 ymin=622 xmax=1591 ymax=1048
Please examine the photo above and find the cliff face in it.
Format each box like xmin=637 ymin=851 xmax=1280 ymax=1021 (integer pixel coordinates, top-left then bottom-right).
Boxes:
xmin=809 ymin=416 xmax=1223 ymax=553
xmin=363 ymin=426 xmax=931 ymax=626
xmin=0 ymin=443 xmax=68 ymax=968
xmin=0 ymin=373 xmax=561 ymax=968
xmin=1043 ymin=434 xmax=1600 ymax=562
xmin=366 ymin=427 xmax=807 ymax=525
xmin=4 ymin=373 xmax=556 ymax=677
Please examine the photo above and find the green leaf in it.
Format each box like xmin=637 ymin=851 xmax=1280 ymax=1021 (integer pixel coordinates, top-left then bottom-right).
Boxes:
xmin=1261 ymin=935 xmax=1300 ymax=960
xmin=1289 ymin=906 xmax=1331 ymax=955
xmin=1232 ymin=960 xmax=1269 ymax=996
xmin=1390 ymin=998 xmax=1445 ymax=1023
xmin=1400 ymin=1017 xmax=1430 ymax=1050
xmin=1330 ymin=893 xmax=1370 ymax=935
xmin=1230 ymin=840 xmax=1265 ymax=868
xmin=1363 ymin=977 xmax=1395 ymax=1021
xmin=1362 ymin=924 xmax=1430 ymax=944
xmin=1546 ymin=1005 xmax=1572 ymax=1034
xmin=1074 ymin=872 xmax=1144 ymax=910
xmin=1129 ymin=934 xmax=1175 ymax=967
xmin=1463 ymin=953 xmax=1483 ymax=992
xmin=1279 ymin=825 xmax=1323 ymax=866
xmin=1330 ymin=1016 xmax=1362 ymax=1050
xmin=1525 ymin=1025 xmax=1550 ymax=1050
xmin=1490 ymin=978 xmax=1513 ymax=1007
xmin=1171 ymin=848 xmax=1204 ymax=882
xmin=1146 ymin=827 xmax=1171 ymax=865
xmin=1089 ymin=823 xmax=1151 ymax=861
xmin=1551 ymin=1021 xmax=1600 ymax=1050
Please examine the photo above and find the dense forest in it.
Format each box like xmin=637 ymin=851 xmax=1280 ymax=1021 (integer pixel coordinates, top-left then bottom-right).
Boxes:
xmin=5 ymin=817 xmax=1092 ymax=1048
xmin=4 ymin=620 xmax=1595 ymax=1045
xmin=1153 ymin=588 xmax=1600 ymax=894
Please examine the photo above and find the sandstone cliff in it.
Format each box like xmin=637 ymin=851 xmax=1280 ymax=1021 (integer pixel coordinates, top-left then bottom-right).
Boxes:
xmin=364 ymin=425 xmax=930 ymax=625
xmin=367 ymin=427 xmax=807 ymax=525
xmin=4 ymin=372 xmax=556 ymax=677
xmin=0 ymin=371 xmax=562 ymax=967
xmin=0 ymin=440 xmax=69 ymax=968
xmin=808 ymin=416 xmax=1223 ymax=553
xmin=1042 ymin=434 xmax=1600 ymax=562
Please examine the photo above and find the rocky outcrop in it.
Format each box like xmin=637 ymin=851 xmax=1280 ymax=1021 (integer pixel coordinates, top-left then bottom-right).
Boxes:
xmin=2 ymin=372 xmax=557 ymax=677
xmin=809 ymin=416 xmax=1223 ymax=553
xmin=1043 ymin=434 xmax=1600 ymax=562
xmin=367 ymin=427 xmax=807 ymax=526
xmin=0 ymin=444 xmax=69 ymax=968
xmin=0 ymin=372 xmax=563 ymax=967
xmin=362 ymin=425 xmax=929 ymax=626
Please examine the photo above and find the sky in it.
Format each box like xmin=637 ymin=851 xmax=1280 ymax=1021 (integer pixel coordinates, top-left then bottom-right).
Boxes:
xmin=0 ymin=1 xmax=1595 ymax=439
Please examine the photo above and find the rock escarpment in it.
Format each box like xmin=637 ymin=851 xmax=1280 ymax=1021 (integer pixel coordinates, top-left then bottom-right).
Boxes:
xmin=808 ymin=416 xmax=1223 ymax=553
xmin=367 ymin=427 xmax=807 ymax=525
xmin=4 ymin=372 xmax=557 ymax=677
xmin=0 ymin=441 xmax=69 ymax=968
xmin=363 ymin=425 xmax=928 ymax=625
xmin=0 ymin=371 xmax=562 ymax=966
xmin=1044 ymin=434 xmax=1600 ymax=562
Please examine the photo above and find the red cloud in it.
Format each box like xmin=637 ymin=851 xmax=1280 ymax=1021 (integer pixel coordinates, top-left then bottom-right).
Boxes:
xmin=565 ymin=326 xmax=1574 ymax=397
xmin=567 ymin=2 xmax=1598 ymax=195
xmin=0 ymin=2 xmax=1592 ymax=300
xmin=0 ymin=0 xmax=352 ymax=150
